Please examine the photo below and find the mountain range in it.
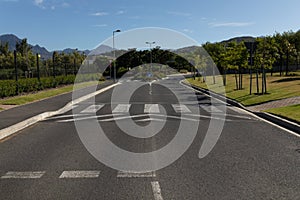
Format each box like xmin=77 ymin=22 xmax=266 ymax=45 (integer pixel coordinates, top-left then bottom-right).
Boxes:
xmin=0 ymin=34 xmax=113 ymax=59
xmin=0 ymin=34 xmax=256 ymax=59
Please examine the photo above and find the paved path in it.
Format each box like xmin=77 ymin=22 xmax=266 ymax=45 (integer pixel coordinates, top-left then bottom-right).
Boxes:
xmin=247 ymin=96 xmax=300 ymax=112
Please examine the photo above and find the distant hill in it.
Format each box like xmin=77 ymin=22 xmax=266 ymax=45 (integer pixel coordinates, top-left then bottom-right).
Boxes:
xmin=0 ymin=34 xmax=112 ymax=59
xmin=221 ymin=36 xmax=256 ymax=44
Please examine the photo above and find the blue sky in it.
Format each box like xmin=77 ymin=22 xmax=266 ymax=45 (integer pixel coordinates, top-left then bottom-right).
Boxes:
xmin=0 ymin=0 xmax=299 ymax=51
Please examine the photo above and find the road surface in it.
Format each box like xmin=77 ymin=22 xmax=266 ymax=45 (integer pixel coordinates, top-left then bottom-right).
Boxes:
xmin=0 ymin=76 xmax=299 ymax=199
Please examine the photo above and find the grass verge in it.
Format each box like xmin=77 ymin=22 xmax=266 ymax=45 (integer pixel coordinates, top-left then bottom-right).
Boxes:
xmin=0 ymin=81 xmax=101 ymax=106
xmin=187 ymin=72 xmax=300 ymax=106
xmin=265 ymin=104 xmax=300 ymax=123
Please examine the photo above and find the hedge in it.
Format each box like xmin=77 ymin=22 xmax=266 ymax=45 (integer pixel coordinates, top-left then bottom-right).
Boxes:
xmin=0 ymin=73 xmax=104 ymax=98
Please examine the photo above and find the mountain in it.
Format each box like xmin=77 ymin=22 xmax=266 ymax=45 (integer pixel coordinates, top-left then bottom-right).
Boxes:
xmin=0 ymin=34 xmax=108 ymax=59
xmin=221 ymin=36 xmax=256 ymax=44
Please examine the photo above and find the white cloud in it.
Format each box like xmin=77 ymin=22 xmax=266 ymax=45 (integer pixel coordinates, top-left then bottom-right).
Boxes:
xmin=167 ymin=11 xmax=191 ymax=17
xmin=210 ymin=22 xmax=254 ymax=27
xmin=34 ymin=0 xmax=43 ymax=5
xmin=116 ymin=10 xmax=125 ymax=15
xmin=91 ymin=12 xmax=108 ymax=16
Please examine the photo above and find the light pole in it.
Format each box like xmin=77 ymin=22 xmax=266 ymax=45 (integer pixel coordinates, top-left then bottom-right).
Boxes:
xmin=113 ymin=29 xmax=121 ymax=82
xmin=146 ymin=41 xmax=155 ymax=74
xmin=36 ymin=53 xmax=40 ymax=82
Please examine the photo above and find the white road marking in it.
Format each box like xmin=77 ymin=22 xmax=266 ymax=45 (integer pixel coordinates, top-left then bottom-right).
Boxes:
xmin=57 ymin=113 xmax=123 ymax=122
xmin=59 ymin=170 xmax=100 ymax=178
xmin=151 ymin=181 xmax=164 ymax=200
xmin=144 ymin=104 xmax=160 ymax=113
xmin=135 ymin=118 xmax=165 ymax=122
xmin=80 ymin=104 xmax=104 ymax=113
xmin=112 ymin=104 xmax=131 ymax=113
xmin=1 ymin=171 xmax=45 ymax=179
xmin=172 ymin=104 xmax=191 ymax=113
xmin=117 ymin=171 xmax=156 ymax=178
xmin=45 ymin=113 xmax=89 ymax=120
xmin=200 ymin=105 xmax=223 ymax=113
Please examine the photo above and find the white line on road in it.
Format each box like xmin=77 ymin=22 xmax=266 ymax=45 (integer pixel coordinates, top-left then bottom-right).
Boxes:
xmin=112 ymin=104 xmax=131 ymax=113
xmin=80 ymin=104 xmax=104 ymax=113
xmin=200 ymin=105 xmax=223 ymax=113
xmin=1 ymin=171 xmax=45 ymax=179
xmin=59 ymin=170 xmax=100 ymax=178
xmin=57 ymin=113 xmax=123 ymax=122
xmin=117 ymin=171 xmax=156 ymax=178
xmin=144 ymin=104 xmax=160 ymax=113
xmin=172 ymin=104 xmax=191 ymax=113
xmin=151 ymin=181 xmax=164 ymax=200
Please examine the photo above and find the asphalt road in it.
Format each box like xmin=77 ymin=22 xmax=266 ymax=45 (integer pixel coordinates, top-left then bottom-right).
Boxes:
xmin=0 ymin=76 xmax=299 ymax=199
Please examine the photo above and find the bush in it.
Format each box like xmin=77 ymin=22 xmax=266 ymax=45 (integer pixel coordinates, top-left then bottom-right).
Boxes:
xmin=0 ymin=73 xmax=104 ymax=98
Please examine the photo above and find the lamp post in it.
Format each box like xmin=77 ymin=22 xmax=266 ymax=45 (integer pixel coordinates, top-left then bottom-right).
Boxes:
xmin=36 ymin=53 xmax=40 ymax=82
xmin=146 ymin=41 xmax=155 ymax=74
xmin=113 ymin=29 xmax=121 ymax=82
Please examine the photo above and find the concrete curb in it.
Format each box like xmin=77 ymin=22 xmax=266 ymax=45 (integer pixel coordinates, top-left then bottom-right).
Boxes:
xmin=182 ymin=81 xmax=300 ymax=135
xmin=0 ymin=83 xmax=120 ymax=141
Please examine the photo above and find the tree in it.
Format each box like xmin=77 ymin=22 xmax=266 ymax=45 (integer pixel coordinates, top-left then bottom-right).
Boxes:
xmin=254 ymin=36 xmax=277 ymax=94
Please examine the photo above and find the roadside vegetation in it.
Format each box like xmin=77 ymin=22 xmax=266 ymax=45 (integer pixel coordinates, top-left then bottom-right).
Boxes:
xmin=0 ymin=80 xmax=102 ymax=107
xmin=265 ymin=104 xmax=300 ymax=123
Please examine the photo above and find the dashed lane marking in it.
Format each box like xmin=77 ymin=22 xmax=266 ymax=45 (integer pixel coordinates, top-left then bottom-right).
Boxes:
xmin=1 ymin=171 xmax=46 ymax=179
xmin=117 ymin=171 xmax=156 ymax=178
xmin=59 ymin=170 xmax=100 ymax=178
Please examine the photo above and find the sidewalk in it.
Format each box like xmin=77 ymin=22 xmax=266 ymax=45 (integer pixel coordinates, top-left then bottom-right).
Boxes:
xmin=247 ymin=97 xmax=300 ymax=112
xmin=0 ymin=81 xmax=112 ymax=130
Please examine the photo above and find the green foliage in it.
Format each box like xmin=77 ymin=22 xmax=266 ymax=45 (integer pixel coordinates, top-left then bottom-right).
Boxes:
xmin=0 ymin=74 xmax=104 ymax=98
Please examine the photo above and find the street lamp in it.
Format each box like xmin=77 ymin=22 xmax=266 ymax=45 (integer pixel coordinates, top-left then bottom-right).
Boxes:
xmin=36 ymin=53 xmax=41 ymax=82
xmin=146 ymin=41 xmax=155 ymax=74
xmin=113 ymin=29 xmax=121 ymax=82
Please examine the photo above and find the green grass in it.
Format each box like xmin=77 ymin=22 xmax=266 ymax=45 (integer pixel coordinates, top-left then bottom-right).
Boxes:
xmin=187 ymin=72 xmax=300 ymax=106
xmin=265 ymin=104 xmax=300 ymax=123
xmin=0 ymin=81 xmax=101 ymax=106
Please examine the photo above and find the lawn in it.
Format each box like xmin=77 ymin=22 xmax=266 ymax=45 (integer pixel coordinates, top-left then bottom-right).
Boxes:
xmin=187 ymin=72 xmax=300 ymax=106
xmin=265 ymin=104 xmax=300 ymax=123
xmin=0 ymin=81 xmax=101 ymax=106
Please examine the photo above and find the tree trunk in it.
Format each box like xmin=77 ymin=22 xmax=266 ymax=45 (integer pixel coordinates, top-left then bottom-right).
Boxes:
xmin=223 ymin=67 xmax=227 ymax=86
xmin=249 ymin=68 xmax=252 ymax=95
xmin=256 ymin=70 xmax=259 ymax=94
xmin=261 ymin=67 xmax=264 ymax=94
xmin=235 ymin=70 xmax=238 ymax=90
xmin=286 ymin=51 xmax=289 ymax=76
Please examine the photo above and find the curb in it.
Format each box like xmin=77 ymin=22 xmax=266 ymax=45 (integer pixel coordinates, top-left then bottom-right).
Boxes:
xmin=182 ymin=81 xmax=300 ymax=135
xmin=0 ymin=83 xmax=120 ymax=141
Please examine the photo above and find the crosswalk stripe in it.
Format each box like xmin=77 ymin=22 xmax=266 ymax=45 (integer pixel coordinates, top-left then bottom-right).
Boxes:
xmin=59 ymin=171 xmax=100 ymax=178
xmin=144 ymin=104 xmax=160 ymax=113
xmin=80 ymin=104 xmax=104 ymax=113
xmin=172 ymin=104 xmax=191 ymax=113
xmin=151 ymin=181 xmax=164 ymax=200
xmin=200 ymin=105 xmax=223 ymax=113
xmin=1 ymin=171 xmax=45 ymax=179
xmin=117 ymin=171 xmax=156 ymax=178
xmin=112 ymin=104 xmax=131 ymax=113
